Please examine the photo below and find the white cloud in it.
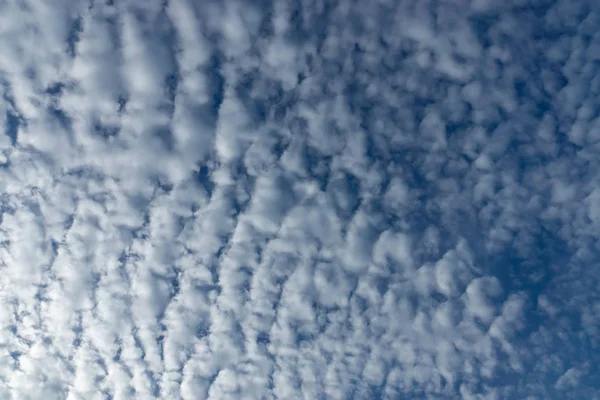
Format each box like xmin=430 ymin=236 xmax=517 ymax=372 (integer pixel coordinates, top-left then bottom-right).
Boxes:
xmin=555 ymin=367 xmax=583 ymax=390
xmin=0 ymin=0 xmax=599 ymax=398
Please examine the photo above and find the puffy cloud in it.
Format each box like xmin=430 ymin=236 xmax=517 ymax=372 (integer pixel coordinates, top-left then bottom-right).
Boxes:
xmin=0 ymin=0 xmax=599 ymax=398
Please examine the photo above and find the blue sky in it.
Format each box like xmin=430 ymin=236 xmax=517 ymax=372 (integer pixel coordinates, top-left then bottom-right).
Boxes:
xmin=0 ymin=0 xmax=599 ymax=399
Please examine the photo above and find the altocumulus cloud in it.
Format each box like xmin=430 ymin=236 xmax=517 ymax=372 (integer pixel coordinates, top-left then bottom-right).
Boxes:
xmin=0 ymin=0 xmax=599 ymax=399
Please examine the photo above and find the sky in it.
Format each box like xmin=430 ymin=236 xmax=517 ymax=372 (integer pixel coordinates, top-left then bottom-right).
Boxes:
xmin=0 ymin=0 xmax=599 ymax=399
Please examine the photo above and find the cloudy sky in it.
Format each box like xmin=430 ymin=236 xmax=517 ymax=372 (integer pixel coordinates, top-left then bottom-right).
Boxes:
xmin=0 ymin=0 xmax=599 ymax=399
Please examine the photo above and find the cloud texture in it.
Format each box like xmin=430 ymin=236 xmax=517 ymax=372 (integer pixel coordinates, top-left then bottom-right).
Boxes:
xmin=0 ymin=0 xmax=599 ymax=398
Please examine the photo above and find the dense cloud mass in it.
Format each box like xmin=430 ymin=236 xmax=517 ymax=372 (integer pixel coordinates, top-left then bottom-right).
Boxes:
xmin=0 ymin=0 xmax=599 ymax=398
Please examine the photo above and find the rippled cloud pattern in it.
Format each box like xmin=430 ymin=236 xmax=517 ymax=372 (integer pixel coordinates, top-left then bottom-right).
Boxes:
xmin=0 ymin=0 xmax=599 ymax=399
